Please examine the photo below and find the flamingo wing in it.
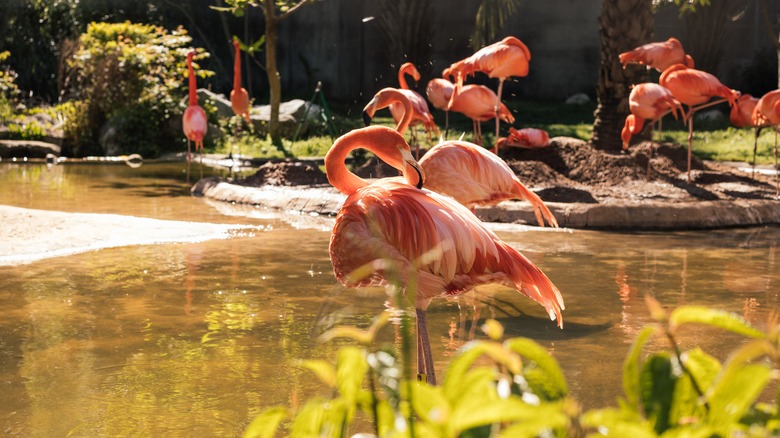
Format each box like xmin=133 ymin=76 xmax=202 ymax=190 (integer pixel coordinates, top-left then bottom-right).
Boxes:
xmin=419 ymin=141 xmax=556 ymax=227
xmin=183 ymin=105 xmax=208 ymax=143
xmin=330 ymin=179 xmax=563 ymax=324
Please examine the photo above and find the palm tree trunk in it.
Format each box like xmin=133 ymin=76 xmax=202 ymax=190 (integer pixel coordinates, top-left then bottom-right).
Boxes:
xmin=591 ymin=0 xmax=653 ymax=152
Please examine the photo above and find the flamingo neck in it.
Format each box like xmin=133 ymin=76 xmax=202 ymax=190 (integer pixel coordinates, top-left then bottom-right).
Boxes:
xmin=233 ymin=43 xmax=242 ymax=92
xmin=188 ymin=59 xmax=198 ymax=106
xmin=325 ymin=133 xmax=369 ymax=196
xmin=390 ymin=90 xmax=413 ymax=134
xmin=398 ymin=68 xmax=410 ymax=90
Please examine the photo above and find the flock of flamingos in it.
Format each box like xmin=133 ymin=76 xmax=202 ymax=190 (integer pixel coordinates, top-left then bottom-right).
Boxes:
xmin=181 ymin=35 xmax=780 ymax=384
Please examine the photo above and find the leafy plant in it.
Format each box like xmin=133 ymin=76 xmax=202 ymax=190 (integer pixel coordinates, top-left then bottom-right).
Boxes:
xmin=246 ymin=294 xmax=780 ymax=437
xmin=63 ymin=21 xmax=213 ymax=157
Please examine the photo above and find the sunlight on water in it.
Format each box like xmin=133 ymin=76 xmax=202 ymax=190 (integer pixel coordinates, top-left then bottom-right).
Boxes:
xmin=0 ymin=162 xmax=778 ymax=436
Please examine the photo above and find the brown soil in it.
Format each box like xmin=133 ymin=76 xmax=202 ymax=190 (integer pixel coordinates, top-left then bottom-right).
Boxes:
xmin=236 ymin=137 xmax=779 ymax=205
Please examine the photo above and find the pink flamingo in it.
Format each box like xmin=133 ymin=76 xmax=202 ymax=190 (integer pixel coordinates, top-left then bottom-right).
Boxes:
xmin=753 ymin=89 xmax=780 ymax=193
xmin=621 ymin=83 xmax=682 ymax=177
xmin=446 ymin=81 xmax=515 ymax=147
xmin=729 ymin=94 xmax=763 ymax=177
xmin=497 ymin=127 xmax=551 ymax=149
xmin=326 ymin=125 xmax=564 ymax=385
xmin=619 ymin=37 xmax=695 ymax=72
xmin=230 ymin=38 xmax=250 ymax=124
xmin=394 ymin=62 xmax=439 ymax=155
xmin=659 ymin=63 xmax=739 ymax=182
xmin=426 ymin=78 xmax=454 ymax=137
xmin=363 ymin=88 xmax=556 ymax=228
xmin=183 ymin=50 xmax=208 ymax=182
xmin=443 ymin=36 xmax=531 ymax=152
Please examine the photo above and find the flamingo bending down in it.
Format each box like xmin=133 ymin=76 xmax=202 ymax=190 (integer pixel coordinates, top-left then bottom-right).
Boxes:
xmin=729 ymin=94 xmax=763 ymax=177
xmin=497 ymin=127 xmax=551 ymax=149
xmin=621 ymin=83 xmax=682 ymax=178
xmin=446 ymin=80 xmax=515 ymax=146
xmin=426 ymin=78 xmax=454 ymax=138
xmin=326 ymin=125 xmax=564 ymax=385
xmin=443 ymin=36 xmax=531 ymax=153
xmin=659 ymin=63 xmax=739 ymax=182
xmin=230 ymin=38 xmax=251 ymax=124
xmin=363 ymin=88 xmax=556 ymax=228
xmin=753 ymin=90 xmax=780 ymax=193
xmin=183 ymin=50 xmax=208 ymax=182
xmin=395 ymin=62 xmax=439 ymax=155
xmin=619 ymin=37 xmax=695 ymax=72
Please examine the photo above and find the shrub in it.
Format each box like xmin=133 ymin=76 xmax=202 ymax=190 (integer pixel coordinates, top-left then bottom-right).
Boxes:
xmin=247 ymin=294 xmax=780 ymax=437
xmin=63 ymin=21 xmax=213 ymax=157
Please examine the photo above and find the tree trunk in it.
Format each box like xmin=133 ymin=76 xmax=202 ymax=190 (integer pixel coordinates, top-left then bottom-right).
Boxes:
xmin=591 ymin=0 xmax=654 ymax=152
xmin=264 ymin=0 xmax=283 ymax=149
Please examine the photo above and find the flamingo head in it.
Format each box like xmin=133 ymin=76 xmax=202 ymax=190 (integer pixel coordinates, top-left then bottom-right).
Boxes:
xmin=621 ymin=115 xmax=638 ymax=150
xmin=400 ymin=62 xmax=421 ymax=82
xmin=233 ymin=37 xmax=240 ymax=51
xmin=187 ymin=50 xmax=196 ymax=63
xmin=684 ymin=54 xmax=695 ymax=68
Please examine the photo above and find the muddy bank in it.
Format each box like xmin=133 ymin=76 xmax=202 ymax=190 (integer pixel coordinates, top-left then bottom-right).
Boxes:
xmin=192 ymin=137 xmax=780 ymax=230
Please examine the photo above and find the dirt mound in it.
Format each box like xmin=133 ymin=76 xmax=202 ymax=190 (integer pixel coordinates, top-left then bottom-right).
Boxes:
xmin=234 ymin=137 xmax=777 ymax=205
xmin=240 ymin=160 xmax=328 ymax=187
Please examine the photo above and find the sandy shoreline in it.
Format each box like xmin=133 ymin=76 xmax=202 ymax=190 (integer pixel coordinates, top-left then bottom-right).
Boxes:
xmin=0 ymin=205 xmax=261 ymax=266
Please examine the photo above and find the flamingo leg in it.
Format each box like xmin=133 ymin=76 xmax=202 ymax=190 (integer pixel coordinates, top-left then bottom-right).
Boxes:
xmin=416 ymin=308 xmax=437 ymax=385
xmin=493 ymin=78 xmax=505 ymax=154
xmin=647 ymin=119 xmax=656 ymax=180
xmin=186 ymin=139 xmax=192 ymax=183
xmin=774 ymin=129 xmax=778 ymax=196
xmin=444 ymin=111 xmax=450 ymax=140
xmin=687 ymin=113 xmax=694 ymax=183
xmin=199 ymin=142 xmax=204 ymax=179
xmin=751 ymin=127 xmax=762 ymax=179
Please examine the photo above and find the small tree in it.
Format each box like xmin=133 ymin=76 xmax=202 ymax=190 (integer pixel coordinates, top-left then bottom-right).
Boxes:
xmin=215 ymin=0 xmax=314 ymax=150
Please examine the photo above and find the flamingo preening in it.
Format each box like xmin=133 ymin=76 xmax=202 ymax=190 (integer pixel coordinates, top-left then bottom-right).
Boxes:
xmin=621 ymin=83 xmax=682 ymax=178
xmin=363 ymin=88 xmax=557 ymax=228
xmin=326 ymin=125 xmax=564 ymax=385
xmin=182 ymin=50 xmax=208 ymax=182
xmin=659 ymin=63 xmax=739 ymax=182
xmin=443 ymin=36 xmax=531 ymax=153
xmin=426 ymin=77 xmax=454 ymax=138
xmin=619 ymin=37 xmax=695 ymax=72
xmin=446 ymin=80 xmax=515 ymax=146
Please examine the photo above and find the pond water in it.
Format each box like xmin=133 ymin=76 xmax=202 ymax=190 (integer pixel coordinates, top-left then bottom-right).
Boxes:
xmin=0 ymin=161 xmax=778 ymax=436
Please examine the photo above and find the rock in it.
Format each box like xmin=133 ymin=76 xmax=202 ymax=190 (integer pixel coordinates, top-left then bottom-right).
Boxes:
xmin=565 ymin=93 xmax=592 ymax=105
xmin=693 ymin=109 xmax=725 ymax=124
xmin=0 ymin=140 xmax=61 ymax=159
xmin=250 ymin=99 xmax=324 ymax=137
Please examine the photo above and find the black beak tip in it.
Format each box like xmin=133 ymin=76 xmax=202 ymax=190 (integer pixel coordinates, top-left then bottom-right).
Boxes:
xmin=362 ymin=111 xmax=372 ymax=127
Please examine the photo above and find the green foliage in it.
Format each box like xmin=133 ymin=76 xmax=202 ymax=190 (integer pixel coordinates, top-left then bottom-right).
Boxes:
xmin=249 ymin=294 xmax=780 ymax=437
xmin=471 ymin=0 xmax=521 ymax=49
xmin=63 ymin=21 xmax=213 ymax=157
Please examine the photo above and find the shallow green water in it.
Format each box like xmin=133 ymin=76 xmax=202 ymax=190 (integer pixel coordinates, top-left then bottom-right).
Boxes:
xmin=0 ymin=161 xmax=778 ymax=436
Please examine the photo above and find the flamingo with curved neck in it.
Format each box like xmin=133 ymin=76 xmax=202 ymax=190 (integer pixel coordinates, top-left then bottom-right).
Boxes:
xmin=230 ymin=38 xmax=250 ymax=124
xmin=326 ymin=126 xmax=564 ymax=385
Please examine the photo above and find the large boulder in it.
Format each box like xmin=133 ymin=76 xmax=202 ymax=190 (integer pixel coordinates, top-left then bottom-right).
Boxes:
xmin=250 ymin=99 xmax=324 ymax=138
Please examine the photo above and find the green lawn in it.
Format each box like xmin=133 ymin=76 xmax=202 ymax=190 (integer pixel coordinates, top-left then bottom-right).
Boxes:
xmin=214 ymin=99 xmax=779 ymax=166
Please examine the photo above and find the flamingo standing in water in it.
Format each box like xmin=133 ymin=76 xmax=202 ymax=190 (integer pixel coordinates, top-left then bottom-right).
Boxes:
xmin=659 ymin=63 xmax=738 ymax=182
xmin=363 ymin=88 xmax=557 ymax=228
xmin=426 ymin=78 xmax=454 ymax=138
xmin=443 ymin=36 xmax=531 ymax=153
xmin=621 ymin=83 xmax=682 ymax=178
xmin=183 ymin=50 xmax=208 ymax=182
xmin=446 ymin=80 xmax=515 ymax=146
xmin=497 ymin=127 xmax=551 ymax=149
xmin=729 ymin=94 xmax=763 ymax=177
xmin=394 ymin=62 xmax=439 ymax=156
xmin=326 ymin=125 xmax=564 ymax=385
xmin=230 ymin=38 xmax=250 ymax=124
xmin=753 ymin=89 xmax=780 ymax=193
xmin=619 ymin=37 xmax=695 ymax=72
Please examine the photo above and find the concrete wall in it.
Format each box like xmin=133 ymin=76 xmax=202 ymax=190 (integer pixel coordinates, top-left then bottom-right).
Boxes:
xmin=272 ymin=0 xmax=776 ymax=104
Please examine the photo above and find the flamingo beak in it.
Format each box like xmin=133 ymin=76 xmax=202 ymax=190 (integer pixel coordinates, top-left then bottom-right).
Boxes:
xmin=362 ymin=98 xmax=378 ymax=127
xmin=400 ymin=148 xmax=424 ymax=189
xmin=409 ymin=160 xmax=424 ymax=189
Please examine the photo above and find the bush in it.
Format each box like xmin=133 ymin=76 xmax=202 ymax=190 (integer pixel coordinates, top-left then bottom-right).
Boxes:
xmin=0 ymin=51 xmax=19 ymax=123
xmin=63 ymin=21 xmax=213 ymax=157
xmin=247 ymin=294 xmax=780 ymax=437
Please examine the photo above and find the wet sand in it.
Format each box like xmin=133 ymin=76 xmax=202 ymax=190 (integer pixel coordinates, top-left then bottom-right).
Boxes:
xmin=0 ymin=205 xmax=260 ymax=266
